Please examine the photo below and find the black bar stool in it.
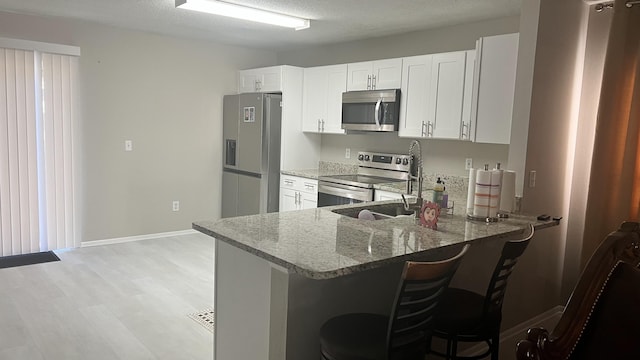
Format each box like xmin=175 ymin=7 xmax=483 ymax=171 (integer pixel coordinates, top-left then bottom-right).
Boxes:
xmin=319 ymin=244 xmax=470 ymax=360
xmin=429 ymin=224 xmax=535 ymax=360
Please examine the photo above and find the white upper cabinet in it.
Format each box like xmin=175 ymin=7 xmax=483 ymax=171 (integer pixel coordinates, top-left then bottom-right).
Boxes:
xmin=461 ymin=50 xmax=476 ymax=141
xmin=399 ymin=51 xmax=471 ymax=140
xmin=398 ymin=54 xmax=432 ymax=137
xmin=428 ymin=51 xmax=467 ymax=139
xmin=302 ymin=64 xmax=347 ymax=134
xmin=238 ymin=66 xmax=283 ymax=93
xmin=346 ymin=58 xmax=403 ymax=91
xmin=471 ymin=33 xmax=519 ymax=144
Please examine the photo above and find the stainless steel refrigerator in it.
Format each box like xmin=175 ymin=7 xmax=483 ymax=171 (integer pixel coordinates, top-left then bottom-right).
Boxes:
xmin=222 ymin=93 xmax=281 ymax=218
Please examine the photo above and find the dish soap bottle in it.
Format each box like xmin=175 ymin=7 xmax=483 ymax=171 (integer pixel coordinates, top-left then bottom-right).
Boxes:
xmin=433 ymin=177 xmax=444 ymax=206
xmin=441 ymin=182 xmax=448 ymax=209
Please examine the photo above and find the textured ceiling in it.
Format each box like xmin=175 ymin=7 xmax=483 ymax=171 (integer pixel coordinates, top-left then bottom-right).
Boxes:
xmin=0 ymin=0 xmax=522 ymax=50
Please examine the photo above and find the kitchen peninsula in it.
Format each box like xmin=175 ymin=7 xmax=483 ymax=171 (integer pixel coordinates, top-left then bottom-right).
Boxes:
xmin=193 ymin=203 xmax=558 ymax=360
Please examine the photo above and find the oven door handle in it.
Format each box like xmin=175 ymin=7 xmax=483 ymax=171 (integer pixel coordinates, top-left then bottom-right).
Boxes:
xmin=318 ymin=182 xmax=372 ymax=202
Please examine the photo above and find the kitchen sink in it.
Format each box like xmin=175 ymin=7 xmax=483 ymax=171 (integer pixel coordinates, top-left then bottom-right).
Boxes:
xmin=331 ymin=203 xmax=416 ymax=220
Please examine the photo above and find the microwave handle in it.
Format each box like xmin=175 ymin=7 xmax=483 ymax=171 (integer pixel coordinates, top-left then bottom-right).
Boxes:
xmin=374 ymin=98 xmax=382 ymax=128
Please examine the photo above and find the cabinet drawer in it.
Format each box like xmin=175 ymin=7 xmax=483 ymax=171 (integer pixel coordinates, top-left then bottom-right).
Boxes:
xmin=280 ymin=175 xmax=318 ymax=194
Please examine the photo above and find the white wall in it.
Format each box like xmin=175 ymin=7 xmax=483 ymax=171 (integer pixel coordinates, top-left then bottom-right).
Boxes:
xmin=0 ymin=11 xmax=277 ymax=242
xmin=277 ymin=16 xmax=520 ymax=177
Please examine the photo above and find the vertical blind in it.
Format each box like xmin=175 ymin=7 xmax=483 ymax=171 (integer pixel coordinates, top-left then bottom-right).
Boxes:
xmin=0 ymin=48 xmax=39 ymax=256
xmin=0 ymin=48 xmax=77 ymax=256
xmin=41 ymin=53 xmax=77 ymax=252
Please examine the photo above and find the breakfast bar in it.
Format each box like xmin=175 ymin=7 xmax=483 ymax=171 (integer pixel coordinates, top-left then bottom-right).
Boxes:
xmin=193 ymin=202 xmax=558 ymax=360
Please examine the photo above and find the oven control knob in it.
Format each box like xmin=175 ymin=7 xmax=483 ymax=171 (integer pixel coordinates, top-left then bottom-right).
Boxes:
xmin=402 ymin=158 xmax=409 ymax=165
xmin=358 ymin=154 xmax=364 ymax=161
xmin=364 ymin=155 xmax=370 ymax=161
xmin=395 ymin=158 xmax=402 ymax=164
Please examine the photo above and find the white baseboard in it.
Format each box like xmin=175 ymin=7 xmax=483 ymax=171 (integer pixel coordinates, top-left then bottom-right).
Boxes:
xmin=81 ymin=229 xmax=199 ymax=247
xmin=459 ymin=305 xmax=565 ymax=357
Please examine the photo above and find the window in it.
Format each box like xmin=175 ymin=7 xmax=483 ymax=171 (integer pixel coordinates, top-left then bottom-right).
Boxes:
xmin=0 ymin=42 xmax=79 ymax=256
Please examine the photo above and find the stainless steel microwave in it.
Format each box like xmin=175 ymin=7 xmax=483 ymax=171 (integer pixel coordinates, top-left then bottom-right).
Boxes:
xmin=341 ymin=89 xmax=401 ymax=132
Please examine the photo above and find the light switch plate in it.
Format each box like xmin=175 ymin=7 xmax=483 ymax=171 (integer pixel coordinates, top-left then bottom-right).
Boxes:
xmin=125 ymin=140 xmax=133 ymax=152
xmin=529 ymin=170 xmax=537 ymax=188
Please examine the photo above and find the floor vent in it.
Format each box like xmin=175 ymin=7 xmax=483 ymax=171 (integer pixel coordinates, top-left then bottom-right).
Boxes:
xmin=188 ymin=308 xmax=215 ymax=333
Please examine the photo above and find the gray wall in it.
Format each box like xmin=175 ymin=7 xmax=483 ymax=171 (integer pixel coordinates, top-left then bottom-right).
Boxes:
xmin=0 ymin=11 xmax=277 ymax=242
xmin=277 ymin=16 xmax=519 ymax=177
xmin=277 ymin=16 xmax=520 ymax=66
xmin=502 ymin=0 xmax=595 ymax=328
xmin=562 ymin=8 xmax=612 ymax=300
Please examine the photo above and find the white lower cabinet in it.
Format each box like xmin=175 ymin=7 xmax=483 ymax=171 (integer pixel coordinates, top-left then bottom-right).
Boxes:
xmin=374 ymin=190 xmax=416 ymax=202
xmin=279 ymin=175 xmax=318 ymax=212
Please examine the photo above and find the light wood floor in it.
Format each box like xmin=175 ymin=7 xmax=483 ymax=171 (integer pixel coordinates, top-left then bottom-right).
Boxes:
xmin=0 ymin=232 xmax=214 ymax=360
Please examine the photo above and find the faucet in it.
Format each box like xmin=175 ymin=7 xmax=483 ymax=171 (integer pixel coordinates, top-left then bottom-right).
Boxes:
xmin=407 ymin=140 xmax=424 ymax=211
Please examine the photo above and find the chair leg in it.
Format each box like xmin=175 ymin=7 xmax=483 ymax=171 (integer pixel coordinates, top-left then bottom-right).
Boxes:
xmin=451 ymin=338 xmax=458 ymax=360
xmin=490 ymin=334 xmax=500 ymax=360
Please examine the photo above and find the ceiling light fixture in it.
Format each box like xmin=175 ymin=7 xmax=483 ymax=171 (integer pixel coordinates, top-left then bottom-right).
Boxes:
xmin=175 ymin=0 xmax=310 ymax=30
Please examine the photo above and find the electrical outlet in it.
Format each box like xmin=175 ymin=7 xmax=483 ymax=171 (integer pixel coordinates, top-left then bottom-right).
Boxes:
xmin=465 ymin=158 xmax=473 ymax=170
xmin=125 ymin=140 xmax=133 ymax=152
xmin=345 ymin=148 xmax=351 ymax=159
xmin=529 ymin=170 xmax=537 ymax=188
xmin=172 ymin=200 xmax=180 ymax=212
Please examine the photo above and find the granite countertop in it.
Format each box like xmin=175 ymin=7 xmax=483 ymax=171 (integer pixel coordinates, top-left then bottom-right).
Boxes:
xmin=281 ymin=168 xmax=321 ymax=179
xmin=280 ymin=161 xmax=360 ymax=180
xmin=193 ymin=202 xmax=558 ymax=280
xmin=281 ymin=164 xmax=473 ymax=215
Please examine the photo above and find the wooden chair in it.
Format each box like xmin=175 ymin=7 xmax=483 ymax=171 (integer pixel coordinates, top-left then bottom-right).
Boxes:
xmin=319 ymin=244 xmax=470 ymax=360
xmin=429 ymin=224 xmax=535 ymax=360
xmin=516 ymin=221 xmax=640 ymax=360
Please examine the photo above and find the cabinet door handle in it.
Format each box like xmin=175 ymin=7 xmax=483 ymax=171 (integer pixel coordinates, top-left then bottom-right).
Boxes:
xmin=372 ymin=75 xmax=377 ymax=89
xmin=367 ymin=75 xmax=371 ymax=90
xmin=317 ymin=119 xmax=321 ymax=132
xmin=427 ymin=121 xmax=434 ymax=137
xmin=461 ymin=122 xmax=468 ymax=139
xmin=421 ymin=121 xmax=426 ymax=137
xmin=321 ymin=119 xmax=325 ymax=132
xmin=255 ymin=80 xmax=262 ymax=91
xmin=296 ymin=192 xmax=300 ymax=206
xmin=284 ymin=180 xmax=294 ymax=186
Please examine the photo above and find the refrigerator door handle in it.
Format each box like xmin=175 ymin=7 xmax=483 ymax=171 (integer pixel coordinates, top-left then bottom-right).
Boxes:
xmin=225 ymin=139 xmax=236 ymax=166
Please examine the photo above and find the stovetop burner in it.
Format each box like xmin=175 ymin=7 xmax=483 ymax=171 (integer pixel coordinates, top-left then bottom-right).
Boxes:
xmin=318 ymin=174 xmax=405 ymax=188
xmin=318 ymin=151 xmax=412 ymax=189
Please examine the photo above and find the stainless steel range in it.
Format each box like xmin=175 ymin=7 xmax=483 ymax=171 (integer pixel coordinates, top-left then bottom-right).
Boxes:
xmin=317 ymin=151 xmax=412 ymax=207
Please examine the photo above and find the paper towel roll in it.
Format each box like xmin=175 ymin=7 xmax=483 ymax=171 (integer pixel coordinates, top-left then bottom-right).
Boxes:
xmin=500 ymin=171 xmax=516 ymax=213
xmin=473 ymin=169 xmax=492 ymax=217
xmin=466 ymin=168 xmax=476 ymax=215
xmin=489 ymin=170 xmax=503 ymax=218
